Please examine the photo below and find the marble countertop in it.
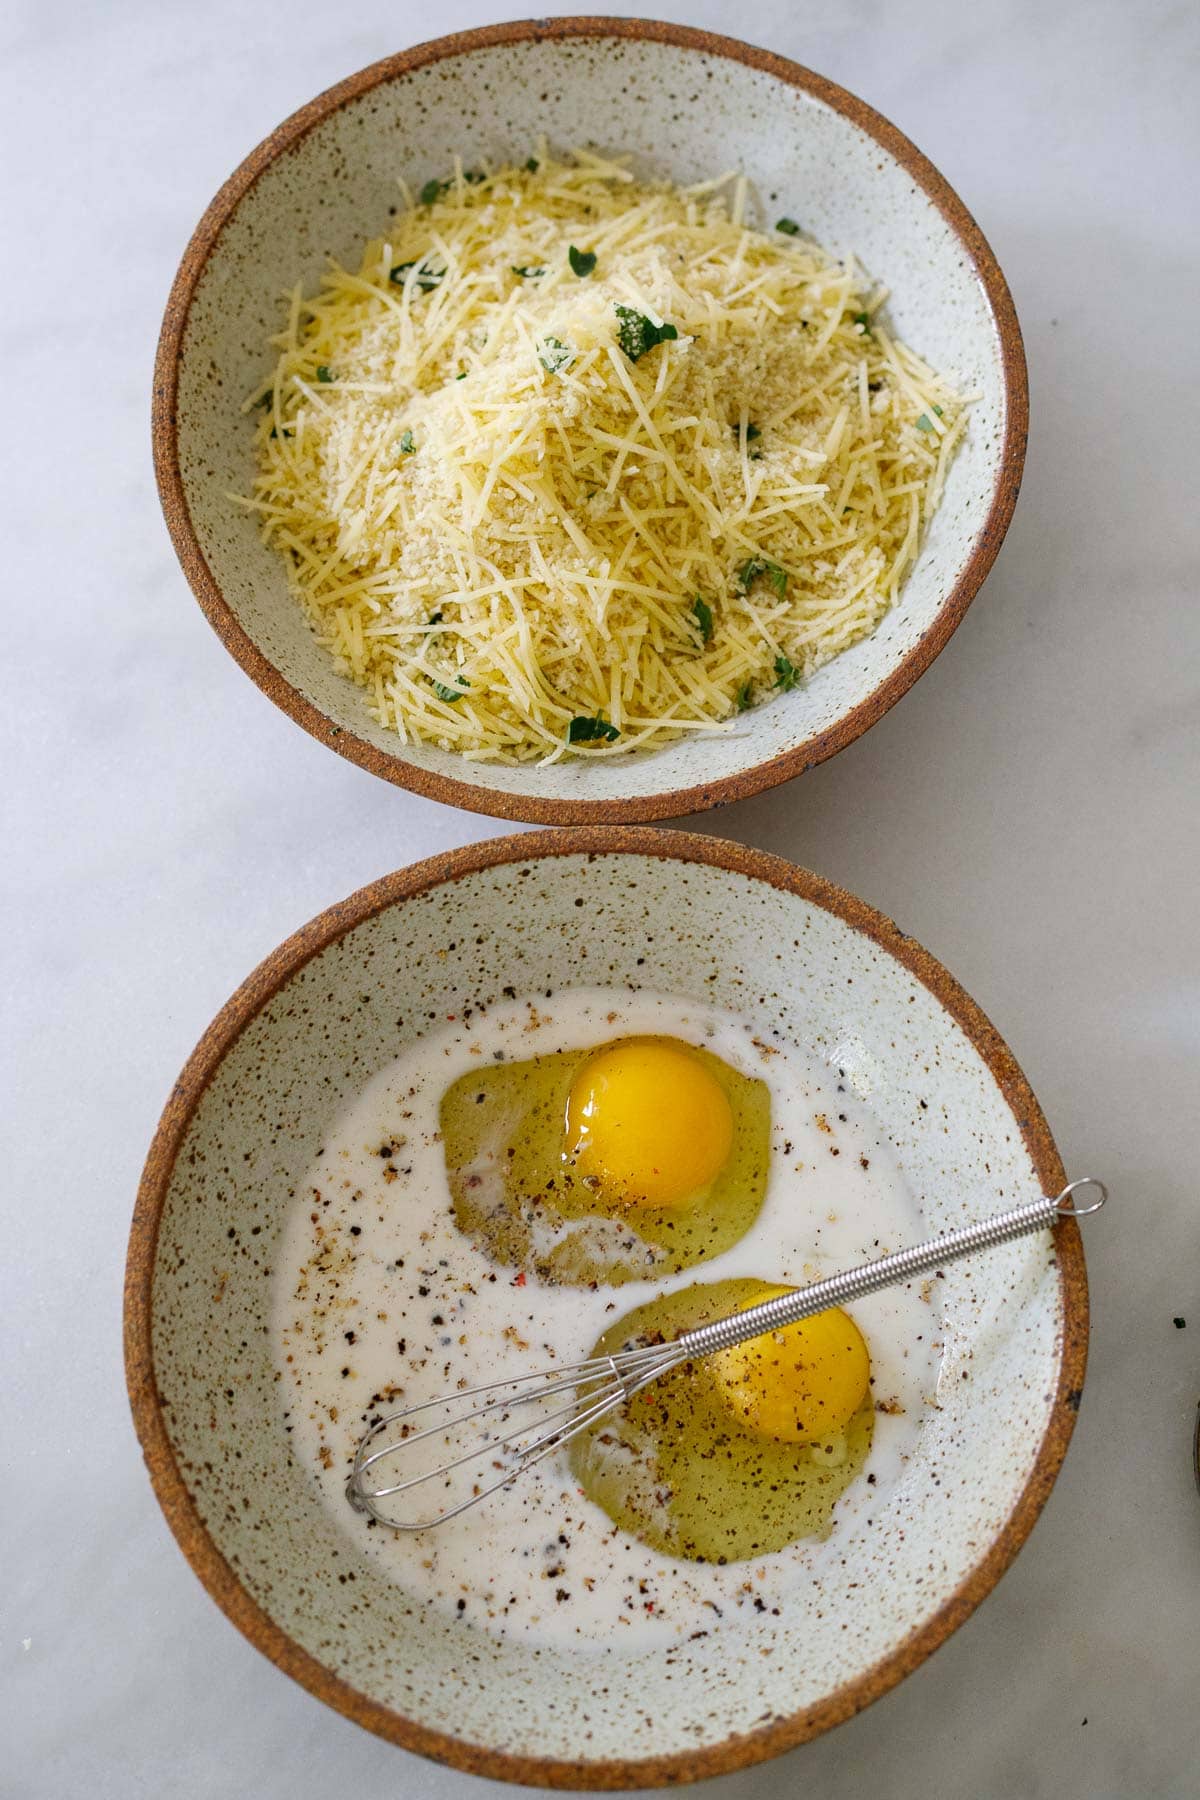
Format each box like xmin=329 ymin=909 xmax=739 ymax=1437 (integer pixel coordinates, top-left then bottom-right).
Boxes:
xmin=4 ymin=1 xmax=1198 ymax=1794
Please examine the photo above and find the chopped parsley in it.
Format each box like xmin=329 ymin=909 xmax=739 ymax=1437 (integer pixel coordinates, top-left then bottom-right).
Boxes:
xmin=775 ymin=217 xmax=801 ymax=236
xmin=915 ymin=414 xmax=934 ymax=431
xmin=463 ymin=169 xmax=486 ymax=185
xmin=733 ymin=422 xmax=763 ymax=460
xmin=315 ymin=365 xmax=334 ymax=383
xmin=399 ymin=430 xmax=416 ymax=454
xmin=538 ymin=337 xmax=574 ymax=374
xmin=852 ymin=312 xmax=872 ymax=334
xmin=933 ymin=404 xmax=944 ymax=416
xmin=614 ymin=305 xmax=678 ymax=362
xmin=419 ymin=177 xmax=448 ymax=206
xmin=511 ymin=265 xmax=545 ymax=279
xmin=568 ymin=246 xmax=597 ymax=278
xmin=389 ymin=261 xmax=446 ymax=293
xmin=524 ymin=156 xmax=539 ymax=173
xmin=455 ymin=371 xmax=467 ymax=380
xmin=734 ymin=558 xmax=788 ymax=599
xmin=432 ymin=677 xmax=470 ymax=703
xmin=774 ymin=654 xmax=798 ymax=691
xmin=736 ymin=680 xmax=754 ymax=711
xmin=691 ymin=596 xmax=714 ymax=644
xmin=567 ymin=714 xmax=620 ymax=744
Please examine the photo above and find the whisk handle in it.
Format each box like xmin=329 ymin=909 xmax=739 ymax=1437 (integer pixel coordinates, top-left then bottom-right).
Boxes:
xmin=672 ymin=1179 xmax=1107 ymax=1362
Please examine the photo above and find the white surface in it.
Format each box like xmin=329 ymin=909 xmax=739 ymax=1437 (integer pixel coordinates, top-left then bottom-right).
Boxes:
xmin=2 ymin=1 xmax=1196 ymax=1795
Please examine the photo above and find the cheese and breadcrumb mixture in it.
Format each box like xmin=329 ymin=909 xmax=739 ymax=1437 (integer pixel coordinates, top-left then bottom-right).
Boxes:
xmin=241 ymin=150 xmax=967 ymax=762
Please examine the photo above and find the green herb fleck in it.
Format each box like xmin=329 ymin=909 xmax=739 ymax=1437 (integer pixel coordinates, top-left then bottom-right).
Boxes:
xmin=419 ymin=177 xmax=447 ymax=206
xmin=774 ymin=654 xmax=798 ymax=691
xmin=691 ymin=597 xmax=714 ymax=645
xmin=614 ymin=304 xmax=678 ymax=362
xmin=734 ymin=558 xmax=788 ymax=599
xmin=315 ymin=365 xmax=334 ymax=383
xmin=432 ymin=678 xmax=470 ymax=703
xmin=463 ymin=169 xmax=486 ymax=185
xmin=455 ymin=371 xmax=467 ymax=380
xmin=852 ymin=312 xmax=872 ymax=334
xmin=538 ymin=337 xmax=574 ymax=374
xmin=736 ymin=680 xmax=754 ymax=711
xmin=567 ymin=714 xmax=620 ymax=744
xmin=399 ymin=430 xmax=416 ymax=454
xmin=524 ymin=157 xmax=539 ymax=173
xmin=933 ymin=404 xmax=944 ymax=416
xmin=915 ymin=414 xmax=934 ymax=431
xmin=389 ymin=261 xmax=446 ymax=292
xmin=512 ymin=264 xmax=546 ymax=279
xmin=429 ymin=611 xmax=444 ymax=626
xmin=569 ymin=246 xmax=597 ymax=278
xmin=775 ymin=217 xmax=801 ymax=236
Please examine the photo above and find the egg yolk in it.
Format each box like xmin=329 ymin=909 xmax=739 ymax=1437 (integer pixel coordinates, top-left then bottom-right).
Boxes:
xmin=712 ymin=1287 xmax=870 ymax=1442
xmin=564 ymin=1038 xmax=734 ymax=1207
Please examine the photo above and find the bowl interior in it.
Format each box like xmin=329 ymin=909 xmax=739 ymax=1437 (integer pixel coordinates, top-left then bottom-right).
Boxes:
xmin=133 ymin=838 xmax=1081 ymax=1781
xmin=167 ymin=27 xmax=1015 ymax=816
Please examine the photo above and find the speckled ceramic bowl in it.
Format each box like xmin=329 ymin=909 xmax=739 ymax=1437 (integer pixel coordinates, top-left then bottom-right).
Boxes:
xmin=153 ymin=18 xmax=1026 ymax=824
xmin=126 ymin=830 xmax=1086 ymax=1786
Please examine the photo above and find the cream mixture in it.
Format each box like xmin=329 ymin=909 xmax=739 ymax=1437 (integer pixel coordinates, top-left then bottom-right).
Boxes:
xmin=273 ymin=988 xmax=942 ymax=1649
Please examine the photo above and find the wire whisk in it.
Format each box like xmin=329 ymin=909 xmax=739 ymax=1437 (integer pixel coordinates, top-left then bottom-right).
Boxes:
xmin=346 ymin=1178 xmax=1107 ymax=1531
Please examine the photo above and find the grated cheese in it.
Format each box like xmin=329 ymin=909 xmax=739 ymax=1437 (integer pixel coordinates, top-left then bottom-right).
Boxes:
xmin=239 ymin=150 xmax=968 ymax=762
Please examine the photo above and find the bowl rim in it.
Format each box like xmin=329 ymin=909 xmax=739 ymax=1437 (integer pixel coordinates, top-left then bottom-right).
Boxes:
xmin=152 ymin=15 xmax=1029 ymax=826
xmin=125 ymin=826 xmax=1087 ymax=1788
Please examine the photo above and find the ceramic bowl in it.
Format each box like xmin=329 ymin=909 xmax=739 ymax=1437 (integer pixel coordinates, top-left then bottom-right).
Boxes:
xmin=126 ymin=829 xmax=1086 ymax=1787
xmin=153 ymin=19 xmax=1027 ymax=825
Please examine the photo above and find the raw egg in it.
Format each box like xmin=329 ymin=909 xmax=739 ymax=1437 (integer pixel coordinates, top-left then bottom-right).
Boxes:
xmin=570 ymin=1277 xmax=874 ymax=1561
xmin=711 ymin=1286 xmax=870 ymax=1442
xmin=565 ymin=1038 xmax=734 ymax=1207
xmin=440 ymin=1034 xmax=768 ymax=1286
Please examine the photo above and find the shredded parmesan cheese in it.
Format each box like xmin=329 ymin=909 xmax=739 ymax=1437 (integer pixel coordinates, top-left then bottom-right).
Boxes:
xmin=239 ymin=150 xmax=968 ymax=762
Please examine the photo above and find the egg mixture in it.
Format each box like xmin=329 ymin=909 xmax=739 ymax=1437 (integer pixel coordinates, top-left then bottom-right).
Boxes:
xmin=274 ymin=988 xmax=941 ymax=1649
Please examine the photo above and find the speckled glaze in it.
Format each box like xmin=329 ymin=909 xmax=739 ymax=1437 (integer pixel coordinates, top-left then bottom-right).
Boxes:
xmin=153 ymin=19 xmax=1027 ymax=824
xmin=125 ymin=831 xmax=1087 ymax=1787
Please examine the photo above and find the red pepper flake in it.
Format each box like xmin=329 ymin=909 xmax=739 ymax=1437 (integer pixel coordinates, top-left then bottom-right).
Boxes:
xmin=512 ymin=1270 xmax=527 ymax=1287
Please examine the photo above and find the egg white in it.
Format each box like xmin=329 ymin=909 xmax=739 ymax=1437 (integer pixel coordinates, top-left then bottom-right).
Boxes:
xmin=273 ymin=988 xmax=941 ymax=1649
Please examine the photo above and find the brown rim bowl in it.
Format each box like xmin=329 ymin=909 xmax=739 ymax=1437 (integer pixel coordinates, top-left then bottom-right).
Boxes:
xmin=152 ymin=18 xmax=1027 ymax=825
xmin=125 ymin=828 xmax=1086 ymax=1785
